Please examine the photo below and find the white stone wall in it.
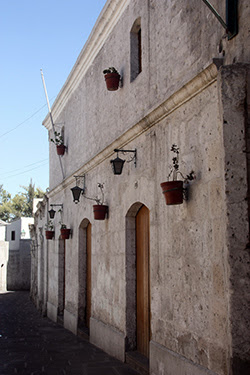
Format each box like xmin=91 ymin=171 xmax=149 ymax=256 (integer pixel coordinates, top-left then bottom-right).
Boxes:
xmin=0 ymin=225 xmax=6 ymax=241
xmin=45 ymin=0 xmax=250 ymax=190
xmin=6 ymin=217 xmax=34 ymax=250
xmin=30 ymin=197 xmax=50 ymax=316
xmin=6 ymin=218 xmax=21 ymax=250
xmin=44 ymin=68 xmax=231 ymax=374
xmin=21 ymin=217 xmax=34 ymax=239
xmin=36 ymin=1 xmax=250 ymax=374
xmin=7 ymin=240 xmax=31 ymax=290
xmin=0 ymin=241 xmax=9 ymax=291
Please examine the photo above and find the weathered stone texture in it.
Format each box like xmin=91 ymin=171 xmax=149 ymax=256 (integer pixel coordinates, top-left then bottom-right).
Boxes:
xmin=49 ymin=0 xmax=250 ymax=191
xmin=218 ymin=64 xmax=250 ymax=375
xmin=32 ymin=1 xmax=250 ymax=374
xmin=7 ymin=241 xmax=31 ymax=291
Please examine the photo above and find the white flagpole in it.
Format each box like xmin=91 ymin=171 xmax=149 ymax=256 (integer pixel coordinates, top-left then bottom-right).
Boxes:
xmin=40 ymin=69 xmax=64 ymax=179
xmin=40 ymin=69 xmax=56 ymax=133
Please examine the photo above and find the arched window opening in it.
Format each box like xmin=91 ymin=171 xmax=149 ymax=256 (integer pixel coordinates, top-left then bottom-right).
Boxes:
xmin=130 ymin=18 xmax=142 ymax=82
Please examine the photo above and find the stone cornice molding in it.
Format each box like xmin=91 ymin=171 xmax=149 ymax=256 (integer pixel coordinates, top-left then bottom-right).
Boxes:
xmin=43 ymin=0 xmax=130 ymax=130
xmin=47 ymin=61 xmax=220 ymax=199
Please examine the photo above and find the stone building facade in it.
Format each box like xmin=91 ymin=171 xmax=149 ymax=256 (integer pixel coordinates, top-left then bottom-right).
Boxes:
xmin=31 ymin=1 xmax=250 ymax=374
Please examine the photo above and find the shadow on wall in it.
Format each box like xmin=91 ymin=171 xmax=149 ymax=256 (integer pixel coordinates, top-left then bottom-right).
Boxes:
xmin=7 ymin=240 xmax=31 ymax=291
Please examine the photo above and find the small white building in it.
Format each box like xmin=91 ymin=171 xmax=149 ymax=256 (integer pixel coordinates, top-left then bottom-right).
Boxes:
xmin=0 ymin=219 xmax=8 ymax=241
xmin=6 ymin=217 xmax=34 ymax=250
xmin=0 ymin=220 xmax=9 ymax=291
xmin=5 ymin=217 xmax=34 ymax=290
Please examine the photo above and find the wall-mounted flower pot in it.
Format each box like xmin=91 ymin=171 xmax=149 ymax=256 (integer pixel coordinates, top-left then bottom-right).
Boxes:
xmin=60 ymin=228 xmax=71 ymax=240
xmin=104 ymin=73 xmax=120 ymax=91
xmin=160 ymin=180 xmax=183 ymax=205
xmin=93 ymin=205 xmax=108 ymax=220
xmin=56 ymin=145 xmax=66 ymax=156
xmin=45 ymin=230 xmax=54 ymax=240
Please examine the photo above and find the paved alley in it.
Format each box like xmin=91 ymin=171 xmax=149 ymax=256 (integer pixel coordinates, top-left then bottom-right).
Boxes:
xmin=0 ymin=291 xmax=140 ymax=375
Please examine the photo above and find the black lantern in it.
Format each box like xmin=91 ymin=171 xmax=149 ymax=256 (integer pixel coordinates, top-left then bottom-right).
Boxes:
xmin=110 ymin=156 xmax=125 ymax=175
xmin=110 ymin=148 xmax=137 ymax=175
xmin=201 ymin=0 xmax=238 ymax=40
xmin=48 ymin=204 xmax=63 ymax=219
xmin=71 ymin=185 xmax=84 ymax=204
xmin=71 ymin=175 xmax=85 ymax=204
xmin=48 ymin=208 xmax=56 ymax=219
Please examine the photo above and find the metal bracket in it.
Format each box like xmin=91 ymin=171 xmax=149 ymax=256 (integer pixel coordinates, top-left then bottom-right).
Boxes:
xmin=114 ymin=149 xmax=137 ymax=167
xmin=201 ymin=0 xmax=238 ymax=39
xmin=50 ymin=204 xmax=63 ymax=209
xmin=83 ymin=182 xmax=104 ymax=205
xmin=73 ymin=175 xmax=86 ymax=194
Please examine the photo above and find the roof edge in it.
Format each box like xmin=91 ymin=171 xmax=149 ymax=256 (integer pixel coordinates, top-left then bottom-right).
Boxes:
xmin=43 ymin=0 xmax=130 ymax=130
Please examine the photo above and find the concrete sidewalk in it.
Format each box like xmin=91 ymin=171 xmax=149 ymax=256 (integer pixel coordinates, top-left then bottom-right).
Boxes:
xmin=0 ymin=291 xmax=140 ymax=375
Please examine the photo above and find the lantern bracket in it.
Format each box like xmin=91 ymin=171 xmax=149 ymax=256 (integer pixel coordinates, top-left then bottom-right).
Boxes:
xmin=114 ymin=149 xmax=137 ymax=167
xmin=201 ymin=0 xmax=238 ymax=40
xmin=50 ymin=204 xmax=63 ymax=208
xmin=73 ymin=175 xmax=86 ymax=193
xmin=83 ymin=183 xmax=104 ymax=205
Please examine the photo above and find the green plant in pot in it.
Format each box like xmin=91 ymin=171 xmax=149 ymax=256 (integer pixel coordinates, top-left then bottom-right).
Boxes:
xmin=81 ymin=183 xmax=108 ymax=220
xmin=160 ymin=144 xmax=195 ymax=205
xmin=45 ymin=220 xmax=55 ymax=240
xmin=103 ymin=67 xmax=120 ymax=91
xmin=51 ymin=131 xmax=66 ymax=156
xmin=60 ymin=223 xmax=71 ymax=240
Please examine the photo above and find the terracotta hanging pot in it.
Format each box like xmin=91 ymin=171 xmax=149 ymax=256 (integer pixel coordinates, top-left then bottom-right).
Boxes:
xmin=60 ymin=228 xmax=71 ymax=240
xmin=93 ymin=205 xmax=108 ymax=220
xmin=104 ymin=72 xmax=120 ymax=91
xmin=45 ymin=230 xmax=54 ymax=240
xmin=56 ymin=145 xmax=66 ymax=156
xmin=160 ymin=180 xmax=184 ymax=205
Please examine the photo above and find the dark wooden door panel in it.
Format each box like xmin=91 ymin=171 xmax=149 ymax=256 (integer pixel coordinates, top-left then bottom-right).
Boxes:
xmin=136 ymin=206 xmax=150 ymax=357
xmin=86 ymin=223 xmax=92 ymax=328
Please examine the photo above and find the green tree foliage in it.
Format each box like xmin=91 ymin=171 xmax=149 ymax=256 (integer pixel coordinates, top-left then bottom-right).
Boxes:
xmin=0 ymin=185 xmax=12 ymax=222
xmin=0 ymin=180 xmax=44 ymax=222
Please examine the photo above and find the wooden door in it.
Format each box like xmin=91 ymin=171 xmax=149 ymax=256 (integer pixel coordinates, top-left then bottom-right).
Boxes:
xmin=63 ymin=241 xmax=66 ymax=311
xmin=136 ymin=206 xmax=150 ymax=357
xmin=86 ymin=223 xmax=92 ymax=329
xmin=58 ymin=238 xmax=65 ymax=316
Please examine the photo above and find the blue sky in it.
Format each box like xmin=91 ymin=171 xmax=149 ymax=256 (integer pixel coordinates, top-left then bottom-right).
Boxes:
xmin=0 ymin=0 xmax=107 ymax=198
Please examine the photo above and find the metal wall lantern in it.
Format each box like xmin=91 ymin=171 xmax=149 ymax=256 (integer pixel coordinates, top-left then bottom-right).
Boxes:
xmin=201 ymin=0 xmax=238 ymax=39
xmin=71 ymin=175 xmax=85 ymax=204
xmin=110 ymin=149 xmax=137 ymax=175
xmin=48 ymin=204 xmax=63 ymax=219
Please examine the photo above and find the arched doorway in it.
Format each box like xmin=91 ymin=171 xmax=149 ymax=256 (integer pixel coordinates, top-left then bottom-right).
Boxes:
xmin=78 ymin=219 xmax=92 ymax=332
xmin=126 ymin=203 xmax=150 ymax=358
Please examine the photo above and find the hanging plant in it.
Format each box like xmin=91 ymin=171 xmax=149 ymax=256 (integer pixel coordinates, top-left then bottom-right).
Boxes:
xmin=160 ymin=144 xmax=195 ymax=205
xmin=82 ymin=182 xmax=108 ymax=220
xmin=45 ymin=220 xmax=55 ymax=240
xmin=51 ymin=131 xmax=66 ymax=156
xmin=103 ymin=67 xmax=120 ymax=91
xmin=92 ymin=183 xmax=108 ymax=220
xmin=60 ymin=223 xmax=71 ymax=240
xmin=93 ymin=204 xmax=109 ymax=220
